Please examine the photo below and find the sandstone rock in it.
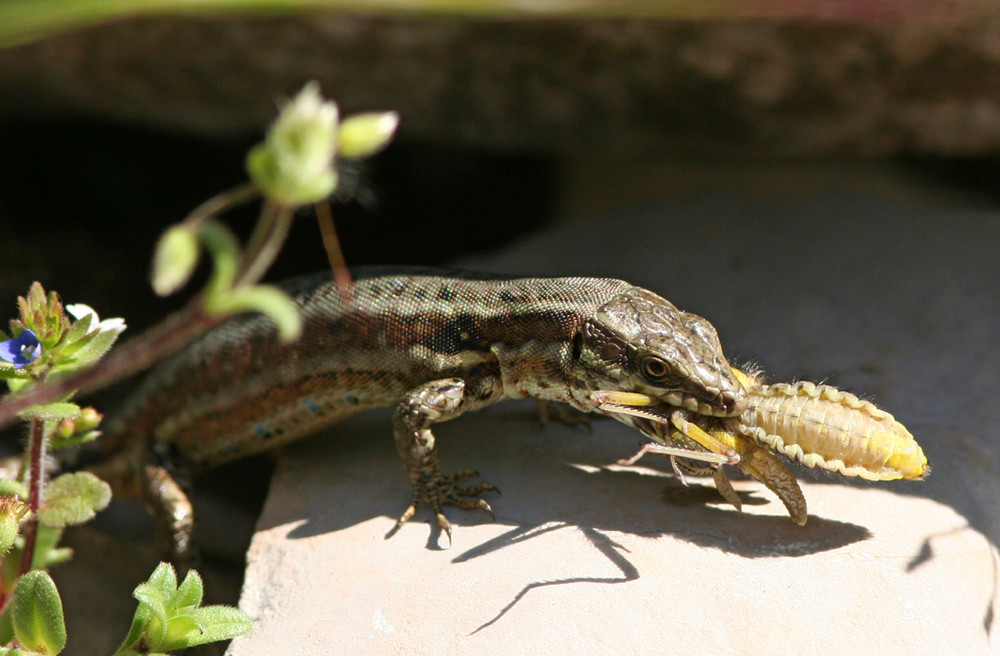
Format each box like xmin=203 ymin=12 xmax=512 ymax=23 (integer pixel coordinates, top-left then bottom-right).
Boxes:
xmin=228 ymin=162 xmax=1000 ymax=655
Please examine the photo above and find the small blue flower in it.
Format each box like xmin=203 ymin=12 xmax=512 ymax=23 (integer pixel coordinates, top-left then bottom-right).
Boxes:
xmin=0 ymin=329 xmax=41 ymax=369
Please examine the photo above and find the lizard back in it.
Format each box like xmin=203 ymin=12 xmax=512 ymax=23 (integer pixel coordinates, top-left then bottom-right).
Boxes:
xmin=107 ymin=268 xmax=634 ymax=468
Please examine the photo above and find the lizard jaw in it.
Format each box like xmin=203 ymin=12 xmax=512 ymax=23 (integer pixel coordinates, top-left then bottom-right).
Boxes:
xmin=589 ymin=390 xmax=742 ymax=466
xmin=590 ymin=389 xmax=732 ymax=419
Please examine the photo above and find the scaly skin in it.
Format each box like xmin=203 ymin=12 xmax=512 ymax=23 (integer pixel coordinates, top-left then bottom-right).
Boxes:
xmin=93 ymin=267 xmax=745 ymax=560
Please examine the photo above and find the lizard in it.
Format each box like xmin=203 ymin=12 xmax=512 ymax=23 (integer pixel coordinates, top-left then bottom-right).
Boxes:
xmin=91 ymin=267 xmax=747 ymax=560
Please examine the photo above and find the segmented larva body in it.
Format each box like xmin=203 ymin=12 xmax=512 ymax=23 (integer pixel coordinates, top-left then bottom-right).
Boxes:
xmin=736 ymin=381 xmax=928 ymax=481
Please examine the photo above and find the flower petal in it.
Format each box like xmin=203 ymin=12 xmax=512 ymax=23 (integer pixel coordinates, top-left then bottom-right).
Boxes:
xmin=0 ymin=329 xmax=41 ymax=368
xmin=65 ymin=304 xmax=98 ymax=332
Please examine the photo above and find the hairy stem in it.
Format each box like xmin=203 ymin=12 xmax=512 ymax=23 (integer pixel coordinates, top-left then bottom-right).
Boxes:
xmin=184 ymin=182 xmax=259 ymax=229
xmin=236 ymin=200 xmax=295 ymax=287
xmin=315 ymin=200 xmax=354 ymax=302
xmin=19 ymin=419 xmax=45 ymax=575
xmin=0 ymin=304 xmax=217 ymax=432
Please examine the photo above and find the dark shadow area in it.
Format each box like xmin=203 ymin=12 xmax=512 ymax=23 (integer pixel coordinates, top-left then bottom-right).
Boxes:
xmin=468 ymin=526 xmax=639 ymax=634
xmin=0 ymin=117 xmax=557 ymax=651
xmin=899 ymin=155 xmax=1000 ymax=206
xmin=279 ymin=410 xmax=872 ymax=559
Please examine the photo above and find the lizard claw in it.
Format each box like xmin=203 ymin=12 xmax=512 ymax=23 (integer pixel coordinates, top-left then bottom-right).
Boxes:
xmin=388 ymin=469 xmax=499 ymax=545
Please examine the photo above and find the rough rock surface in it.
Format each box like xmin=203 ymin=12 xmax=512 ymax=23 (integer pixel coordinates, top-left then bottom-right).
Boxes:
xmin=5 ymin=13 xmax=1000 ymax=155
xmin=227 ymin=162 xmax=1000 ymax=655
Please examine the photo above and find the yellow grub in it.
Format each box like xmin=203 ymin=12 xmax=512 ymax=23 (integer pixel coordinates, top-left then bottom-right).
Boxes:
xmin=736 ymin=375 xmax=928 ymax=481
xmin=595 ymin=367 xmax=927 ymax=526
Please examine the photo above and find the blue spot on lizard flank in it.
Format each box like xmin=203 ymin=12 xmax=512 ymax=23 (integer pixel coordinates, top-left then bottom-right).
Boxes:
xmin=255 ymin=423 xmax=273 ymax=438
xmin=303 ymin=398 xmax=320 ymax=413
xmin=345 ymin=392 xmax=359 ymax=404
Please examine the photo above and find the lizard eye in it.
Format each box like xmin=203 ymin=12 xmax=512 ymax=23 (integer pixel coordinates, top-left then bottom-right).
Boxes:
xmin=640 ymin=356 xmax=678 ymax=384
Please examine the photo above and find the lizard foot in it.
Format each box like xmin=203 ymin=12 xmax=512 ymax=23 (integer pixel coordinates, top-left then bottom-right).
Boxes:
xmin=536 ymin=399 xmax=591 ymax=429
xmin=390 ymin=469 xmax=499 ymax=546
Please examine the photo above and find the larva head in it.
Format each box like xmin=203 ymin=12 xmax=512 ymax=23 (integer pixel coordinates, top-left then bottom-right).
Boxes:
xmin=884 ymin=421 xmax=929 ymax=480
xmin=578 ymin=288 xmax=746 ymax=418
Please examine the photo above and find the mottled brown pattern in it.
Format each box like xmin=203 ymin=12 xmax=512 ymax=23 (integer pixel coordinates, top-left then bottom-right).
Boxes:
xmin=110 ymin=270 xmax=632 ymax=466
xmin=97 ymin=267 xmax=746 ymax=561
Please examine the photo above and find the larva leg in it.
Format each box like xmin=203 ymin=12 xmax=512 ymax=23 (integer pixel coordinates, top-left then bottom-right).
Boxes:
xmin=616 ymin=441 xmax=734 ymax=468
xmin=686 ymin=423 xmax=807 ymax=524
xmin=712 ymin=467 xmax=743 ymax=512
xmin=736 ymin=446 xmax=807 ymax=526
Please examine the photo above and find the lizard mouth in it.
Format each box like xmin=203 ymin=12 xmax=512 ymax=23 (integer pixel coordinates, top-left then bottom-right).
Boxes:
xmin=590 ymin=389 xmax=685 ymax=428
xmin=589 ymin=389 xmax=741 ymax=466
xmin=591 ymin=389 xmax=739 ymax=419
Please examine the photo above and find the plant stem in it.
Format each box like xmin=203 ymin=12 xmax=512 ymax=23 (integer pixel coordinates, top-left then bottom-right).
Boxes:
xmin=235 ymin=200 xmax=295 ymax=287
xmin=20 ymin=418 xmax=45 ymax=575
xmin=184 ymin=182 xmax=259 ymax=229
xmin=315 ymin=200 xmax=354 ymax=302
xmin=0 ymin=186 xmax=287 ymax=431
xmin=0 ymin=303 xmax=217 ymax=433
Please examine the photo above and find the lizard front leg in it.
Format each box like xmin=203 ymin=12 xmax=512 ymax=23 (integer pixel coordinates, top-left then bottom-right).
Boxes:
xmin=390 ymin=378 xmax=498 ymax=545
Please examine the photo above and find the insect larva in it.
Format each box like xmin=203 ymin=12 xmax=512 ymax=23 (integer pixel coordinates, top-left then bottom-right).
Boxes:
xmin=592 ymin=368 xmax=927 ymax=525
xmin=605 ymin=397 xmax=809 ymax=525
xmin=734 ymin=376 xmax=928 ymax=482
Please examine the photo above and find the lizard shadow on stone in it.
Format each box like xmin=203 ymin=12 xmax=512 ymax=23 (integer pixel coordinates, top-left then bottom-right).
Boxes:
xmin=276 ymin=411 xmax=870 ymax=557
xmin=450 ymin=467 xmax=869 ymax=560
xmin=465 ymin=525 xmax=639 ymax=635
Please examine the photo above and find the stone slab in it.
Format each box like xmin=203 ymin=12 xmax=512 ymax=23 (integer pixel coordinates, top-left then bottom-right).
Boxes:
xmin=228 ymin=162 xmax=1000 ymax=655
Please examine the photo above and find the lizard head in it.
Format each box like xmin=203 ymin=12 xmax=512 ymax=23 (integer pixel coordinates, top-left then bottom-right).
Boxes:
xmin=577 ymin=288 xmax=746 ymax=419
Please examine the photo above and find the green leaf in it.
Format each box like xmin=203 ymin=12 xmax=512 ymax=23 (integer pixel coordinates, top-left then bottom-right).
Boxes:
xmin=56 ymin=306 xmax=125 ymax=368
xmin=145 ymin=562 xmax=179 ymax=597
xmin=118 ymin=562 xmax=250 ymax=651
xmin=172 ymin=569 xmax=203 ymax=609
xmin=132 ymin=582 xmax=170 ymax=647
xmin=119 ymin=563 xmax=176 ymax=651
xmin=0 ymin=603 xmax=15 ymax=645
xmin=151 ymin=223 xmax=201 ymax=296
xmin=60 ymin=329 xmax=118 ymax=367
xmin=16 ymin=404 xmax=79 ymax=423
xmin=28 ymin=526 xmax=71 ymax=571
xmin=38 ymin=472 xmax=110 ymax=527
xmin=10 ymin=571 xmax=66 ymax=654
xmin=57 ymin=311 xmax=92 ymax=347
xmin=158 ymin=614 xmax=203 ymax=651
xmin=117 ymin=595 xmax=154 ymax=651
xmin=0 ymin=481 xmax=29 ymax=499
xmin=5 ymin=525 xmax=73 ymax=578
xmin=5 ymin=378 xmax=32 ymax=394
xmin=0 ymin=366 xmax=25 ymax=378
xmin=204 ymin=285 xmax=302 ymax=342
xmin=184 ymin=605 xmax=253 ymax=645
